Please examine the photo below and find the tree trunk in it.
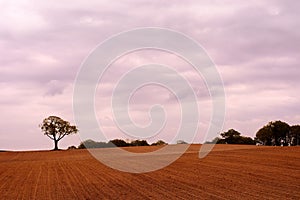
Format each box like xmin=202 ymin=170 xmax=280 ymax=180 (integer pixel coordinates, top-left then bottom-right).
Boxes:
xmin=54 ymin=139 xmax=59 ymax=150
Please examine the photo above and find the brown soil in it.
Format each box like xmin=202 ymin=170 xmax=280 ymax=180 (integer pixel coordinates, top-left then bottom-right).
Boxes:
xmin=0 ymin=144 xmax=299 ymax=199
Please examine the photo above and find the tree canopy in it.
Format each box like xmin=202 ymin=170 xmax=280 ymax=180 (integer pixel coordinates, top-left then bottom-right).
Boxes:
xmin=290 ymin=125 xmax=300 ymax=145
xmin=40 ymin=116 xmax=78 ymax=150
xmin=220 ymin=129 xmax=241 ymax=144
xmin=218 ymin=129 xmax=255 ymax=145
xmin=78 ymin=139 xmax=113 ymax=149
xmin=151 ymin=140 xmax=168 ymax=146
xmin=255 ymin=121 xmax=290 ymax=146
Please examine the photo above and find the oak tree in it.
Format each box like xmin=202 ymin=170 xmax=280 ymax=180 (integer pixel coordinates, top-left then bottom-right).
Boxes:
xmin=40 ymin=116 xmax=78 ymax=150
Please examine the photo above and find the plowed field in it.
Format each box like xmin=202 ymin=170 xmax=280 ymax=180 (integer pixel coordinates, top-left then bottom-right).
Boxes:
xmin=0 ymin=145 xmax=299 ymax=199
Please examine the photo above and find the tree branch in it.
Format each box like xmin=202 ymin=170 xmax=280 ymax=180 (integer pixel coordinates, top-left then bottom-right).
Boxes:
xmin=58 ymin=133 xmax=67 ymax=141
xmin=45 ymin=134 xmax=54 ymax=140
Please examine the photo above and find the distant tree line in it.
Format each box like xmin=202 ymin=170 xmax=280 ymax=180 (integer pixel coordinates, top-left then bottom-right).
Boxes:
xmin=77 ymin=139 xmax=167 ymax=149
xmin=44 ymin=116 xmax=299 ymax=149
xmin=206 ymin=120 xmax=300 ymax=146
xmin=76 ymin=120 xmax=300 ymax=149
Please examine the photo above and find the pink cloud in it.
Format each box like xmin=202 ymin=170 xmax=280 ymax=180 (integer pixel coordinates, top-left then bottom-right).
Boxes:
xmin=0 ymin=0 xmax=299 ymax=150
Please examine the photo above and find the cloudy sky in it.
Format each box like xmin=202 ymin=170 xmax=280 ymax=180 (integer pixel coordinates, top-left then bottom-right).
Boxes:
xmin=0 ymin=0 xmax=299 ymax=150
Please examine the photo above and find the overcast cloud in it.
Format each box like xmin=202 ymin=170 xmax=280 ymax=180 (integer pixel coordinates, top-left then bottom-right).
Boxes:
xmin=0 ymin=0 xmax=299 ymax=150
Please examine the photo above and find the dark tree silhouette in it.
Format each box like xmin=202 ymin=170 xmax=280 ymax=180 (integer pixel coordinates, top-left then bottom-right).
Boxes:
xmin=78 ymin=139 xmax=114 ymax=149
xmin=40 ymin=116 xmax=78 ymax=150
xmin=219 ymin=129 xmax=255 ymax=144
xmin=109 ymin=139 xmax=129 ymax=147
xmin=291 ymin=125 xmax=300 ymax=145
xmin=130 ymin=140 xmax=149 ymax=146
xmin=151 ymin=140 xmax=168 ymax=146
xmin=256 ymin=126 xmax=273 ymax=145
xmin=220 ymin=129 xmax=241 ymax=144
xmin=256 ymin=121 xmax=290 ymax=146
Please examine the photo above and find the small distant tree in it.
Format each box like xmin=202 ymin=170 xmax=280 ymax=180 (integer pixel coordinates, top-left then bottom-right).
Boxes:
xmin=205 ymin=137 xmax=222 ymax=144
xmin=68 ymin=146 xmax=77 ymax=150
xmin=177 ymin=140 xmax=187 ymax=144
xmin=219 ymin=129 xmax=255 ymax=145
xmin=211 ymin=137 xmax=221 ymax=144
xmin=78 ymin=142 xmax=87 ymax=149
xmin=220 ymin=129 xmax=241 ymax=144
xmin=151 ymin=140 xmax=168 ymax=146
xmin=130 ymin=140 xmax=149 ymax=146
xmin=78 ymin=139 xmax=114 ymax=149
xmin=78 ymin=139 xmax=96 ymax=149
xmin=109 ymin=139 xmax=129 ymax=147
xmin=40 ymin=116 xmax=78 ymax=150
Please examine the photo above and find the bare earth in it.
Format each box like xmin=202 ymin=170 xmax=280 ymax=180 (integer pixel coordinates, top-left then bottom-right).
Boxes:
xmin=0 ymin=144 xmax=299 ymax=199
